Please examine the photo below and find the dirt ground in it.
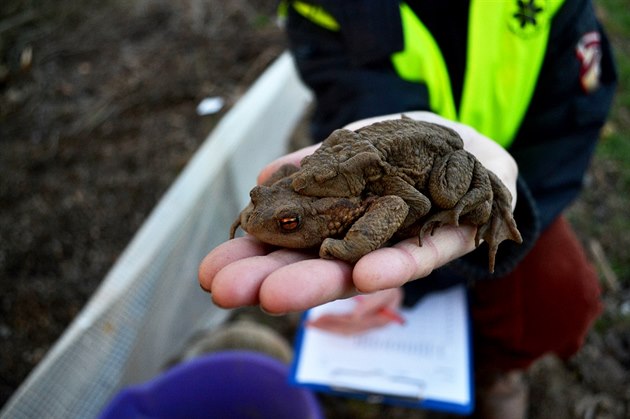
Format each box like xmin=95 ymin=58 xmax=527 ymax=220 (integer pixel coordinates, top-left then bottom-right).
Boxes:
xmin=0 ymin=0 xmax=285 ymax=406
xmin=1 ymin=0 xmax=629 ymax=417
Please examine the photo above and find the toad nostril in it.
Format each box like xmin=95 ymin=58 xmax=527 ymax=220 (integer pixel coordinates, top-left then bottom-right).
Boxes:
xmin=250 ymin=186 xmax=265 ymax=204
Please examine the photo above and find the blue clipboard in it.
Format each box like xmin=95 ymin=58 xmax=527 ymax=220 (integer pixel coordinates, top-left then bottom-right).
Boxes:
xmin=289 ymin=285 xmax=475 ymax=415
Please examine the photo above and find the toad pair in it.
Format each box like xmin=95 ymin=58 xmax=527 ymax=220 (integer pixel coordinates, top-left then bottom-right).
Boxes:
xmin=231 ymin=118 xmax=522 ymax=272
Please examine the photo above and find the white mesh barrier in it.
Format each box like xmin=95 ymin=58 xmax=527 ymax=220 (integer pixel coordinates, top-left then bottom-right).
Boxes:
xmin=1 ymin=52 xmax=312 ymax=419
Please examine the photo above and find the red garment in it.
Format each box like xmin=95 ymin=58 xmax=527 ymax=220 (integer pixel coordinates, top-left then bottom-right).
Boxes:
xmin=471 ymin=216 xmax=602 ymax=371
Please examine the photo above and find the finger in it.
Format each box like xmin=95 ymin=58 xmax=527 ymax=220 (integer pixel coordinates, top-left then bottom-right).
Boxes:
xmin=307 ymin=313 xmax=391 ymax=335
xmin=198 ymin=236 xmax=273 ymax=292
xmin=343 ymin=114 xmax=400 ymax=131
xmin=259 ymin=258 xmax=356 ymax=314
xmin=210 ymin=248 xmax=317 ymax=308
xmin=343 ymin=111 xmax=469 ymax=133
xmin=352 ymin=225 xmax=477 ymax=293
xmin=257 ymin=144 xmax=320 ymax=184
xmin=352 ymin=288 xmax=403 ymax=318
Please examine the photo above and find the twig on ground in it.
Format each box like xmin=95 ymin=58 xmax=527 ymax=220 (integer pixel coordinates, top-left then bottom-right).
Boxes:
xmin=589 ymin=238 xmax=620 ymax=293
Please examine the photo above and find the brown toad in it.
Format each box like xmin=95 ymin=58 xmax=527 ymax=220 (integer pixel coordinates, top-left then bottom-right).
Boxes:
xmin=232 ymin=118 xmax=522 ymax=272
xmin=230 ymin=165 xmax=397 ymax=254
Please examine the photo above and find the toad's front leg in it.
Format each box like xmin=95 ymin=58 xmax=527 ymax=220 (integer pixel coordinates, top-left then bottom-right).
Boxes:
xmin=319 ymin=195 xmax=409 ymax=263
xmin=379 ymin=174 xmax=431 ymax=229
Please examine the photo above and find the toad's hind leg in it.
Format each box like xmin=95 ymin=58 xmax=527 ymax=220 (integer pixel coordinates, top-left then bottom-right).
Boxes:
xmin=319 ymin=195 xmax=409 ymax=263
xmin=475 ymin=171 xmax=523 ymax=272
xmin=418 ymin=156 xmax=491 ymax=241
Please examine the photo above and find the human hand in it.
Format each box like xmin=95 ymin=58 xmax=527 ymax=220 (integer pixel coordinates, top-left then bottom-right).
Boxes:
xmin=306 ymin=288 xmax=404 ymax=335
xmin=199 ymin=112 xmax=518 ymax=314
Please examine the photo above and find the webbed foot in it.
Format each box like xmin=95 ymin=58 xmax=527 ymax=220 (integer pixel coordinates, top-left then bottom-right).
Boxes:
xmin=476 ymin=201 xmax=522 ymax=273
xmin=476 ymin=171 xmax=523 ymax=272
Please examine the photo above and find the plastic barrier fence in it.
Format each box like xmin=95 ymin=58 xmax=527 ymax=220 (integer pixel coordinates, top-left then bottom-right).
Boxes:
xmin=1 ymin=52 xmax=312 ymax=419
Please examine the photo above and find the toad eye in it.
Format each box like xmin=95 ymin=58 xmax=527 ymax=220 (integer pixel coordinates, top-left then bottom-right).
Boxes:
xmin=278 ymin=216 xmax=300 ymax=232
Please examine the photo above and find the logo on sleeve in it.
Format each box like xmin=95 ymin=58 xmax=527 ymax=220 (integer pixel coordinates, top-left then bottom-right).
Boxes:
xmin=576 ymin=31 xmax=602 ymax=93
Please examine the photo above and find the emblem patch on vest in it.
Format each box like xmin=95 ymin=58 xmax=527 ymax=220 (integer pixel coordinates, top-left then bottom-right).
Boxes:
xmin=576 ymin=31 xmax=602 ymax=93
xmin=509 ymin=0 xmax=547 ymax=38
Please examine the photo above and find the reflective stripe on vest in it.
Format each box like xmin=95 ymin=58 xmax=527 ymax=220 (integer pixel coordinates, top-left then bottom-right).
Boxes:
xmin=290 ymin=1 xmax=340 ymax=32
xmin=391 ymin=3 xmax=458 ymax=122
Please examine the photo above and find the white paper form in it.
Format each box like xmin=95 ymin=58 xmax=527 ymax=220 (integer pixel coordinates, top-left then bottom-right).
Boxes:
xmin=292 ymin=285 xmax=471 ymax=407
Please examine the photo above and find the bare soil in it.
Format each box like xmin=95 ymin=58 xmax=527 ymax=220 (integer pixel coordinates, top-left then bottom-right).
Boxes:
xmin=0 ymin=0 xmax=284 ymax=406
xmin=1 ymin=1 xmax=628 ymax=417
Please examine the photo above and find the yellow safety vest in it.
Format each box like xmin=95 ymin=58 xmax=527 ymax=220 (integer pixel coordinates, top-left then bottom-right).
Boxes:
xmin=288 ymin=0 xmax=565 ymax=148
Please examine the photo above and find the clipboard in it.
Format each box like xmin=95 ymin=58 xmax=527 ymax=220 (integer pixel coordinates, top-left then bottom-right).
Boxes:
xmin=289 ymin=284 xmax=474 ymax=415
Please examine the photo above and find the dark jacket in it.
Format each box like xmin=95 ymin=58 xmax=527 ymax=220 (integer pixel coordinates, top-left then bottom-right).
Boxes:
xmin=285 ymin=0 xmax=617 ymax=288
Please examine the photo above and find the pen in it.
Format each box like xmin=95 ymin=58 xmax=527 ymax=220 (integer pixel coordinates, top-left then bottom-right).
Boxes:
xmin=355 ymin=296 xmax=406 ymax=325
